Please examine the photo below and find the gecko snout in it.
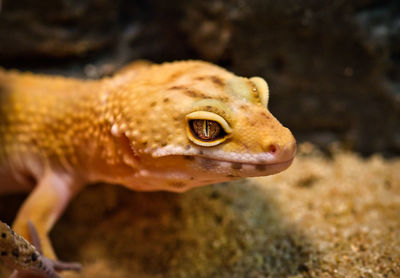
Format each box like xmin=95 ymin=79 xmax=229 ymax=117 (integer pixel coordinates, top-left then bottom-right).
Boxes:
xmin=262 ymin=139 xmax=296 ymax=164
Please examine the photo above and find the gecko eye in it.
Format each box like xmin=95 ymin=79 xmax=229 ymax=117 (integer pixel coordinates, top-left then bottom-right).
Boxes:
xmin=186 ymin=111 xmax=231 ymax=147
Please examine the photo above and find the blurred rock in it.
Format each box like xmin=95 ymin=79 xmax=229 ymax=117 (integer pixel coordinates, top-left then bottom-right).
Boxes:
xmin=0 ymin=0 xmax=399 ymax=154
xmin=0 ymin=0 xmax=121 ymax=59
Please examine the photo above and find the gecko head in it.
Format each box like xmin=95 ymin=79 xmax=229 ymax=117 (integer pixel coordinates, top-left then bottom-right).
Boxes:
xmin=108 ymin=61 xmax=296 ymax=192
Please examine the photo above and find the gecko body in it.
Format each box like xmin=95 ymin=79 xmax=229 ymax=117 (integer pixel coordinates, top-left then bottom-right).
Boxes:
xmin=0 ymin=60 xmax=296 ymax=275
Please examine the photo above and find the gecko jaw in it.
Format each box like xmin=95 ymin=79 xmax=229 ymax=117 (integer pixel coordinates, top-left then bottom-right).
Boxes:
xmin=192 ymin=155 xmax=295 ymax=177
xmin=152 ymin=142 xmax=295 ymax=167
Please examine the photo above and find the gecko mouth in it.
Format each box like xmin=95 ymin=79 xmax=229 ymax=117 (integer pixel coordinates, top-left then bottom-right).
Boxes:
xmin=193 ymin=155 xmax=295 ymax=177
xmin=197 ymin=156 xmax=295 ymax=166
xmin=187 ymin=143 xmax=296 ymax=177
xmin=148 ymin=141 xmax=297 ymax=177
xmin=198 ymin=142 xmax=296 ymax=165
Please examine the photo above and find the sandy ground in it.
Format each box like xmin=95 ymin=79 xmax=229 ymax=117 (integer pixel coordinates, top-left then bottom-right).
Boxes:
xmin=0 ymin=143 xmax=399 ymax=277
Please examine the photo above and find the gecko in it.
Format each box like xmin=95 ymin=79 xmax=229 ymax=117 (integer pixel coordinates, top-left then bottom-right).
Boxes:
xmin=0 ymin=220 xmax=81 ymax=278
xmin=0 ymin=60 xmax=296 ymax=276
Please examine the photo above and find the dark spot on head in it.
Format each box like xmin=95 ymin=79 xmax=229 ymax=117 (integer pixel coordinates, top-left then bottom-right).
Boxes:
xmin=12 ymin=248 xmax=19 ymax=258
xmin=169 ymin=86 xmax=210 ymax=99
xmin=163 ymin=98 xmax=169 ymax=103
xmin=1 ymin=233 xmax=6 ymax=238
xmin=201 ymin=158 xmax=219 ymax=170
xmin=245 ymin=116 xmax=257 ymax=127
xmin=31 ymin=252 xmax=38 ymax=262
xmin=231 ymin=162 xmax=242 ymax=170
xmin=190 ymin=176 xmax=194 ymax=180
xmin=168 ymin=85 xmax=186 ymax=91
xmin=195 ymin=76 xmax=225 ymax=88
xmin=167 ymin=85 xmax=228 ymax=101
xmin=142 ymin=141 xmax=147 ymax=146
xmin=260 ymin=111 xmax=270 ymax=119
xmin=184 ymin=89 xmax=207 ymax=98
xmin=255 ymin=164 xmax=266 ymax=171
xmin=1 ymin=251 xmax=7 ymax=256
xmin=150 ymin=101 xmax=157 ymax=107
xmin=209 ymin=76 xmax=225 ymax=87
xmin=183 ymin=155 xmax=195 ymax=161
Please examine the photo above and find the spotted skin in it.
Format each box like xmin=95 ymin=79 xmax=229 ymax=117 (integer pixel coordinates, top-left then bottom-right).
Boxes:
xmin=0 ymin=60 xmax=296 ymax=275
xmin=0 ymin=221 xmax=81 ymax=278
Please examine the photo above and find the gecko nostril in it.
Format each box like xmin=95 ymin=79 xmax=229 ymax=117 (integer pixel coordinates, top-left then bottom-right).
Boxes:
xmin=268 ymin=144 xmax=278 ymax=154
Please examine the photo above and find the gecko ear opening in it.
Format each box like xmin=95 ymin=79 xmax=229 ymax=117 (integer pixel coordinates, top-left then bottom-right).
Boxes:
xmin=250 ymin=77 xmax=269 ymax=107
xmin=186 ymin=111 xmax=231 ymax=147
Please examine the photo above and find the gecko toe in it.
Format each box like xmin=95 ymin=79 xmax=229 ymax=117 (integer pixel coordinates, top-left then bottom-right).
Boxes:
xmin=27 ymin=221 xmax=82 ymax=276
xmin=52 ymin=260 xmax=82 ymax=272
xmin=27 ymin=220 xmax=42 ymax=253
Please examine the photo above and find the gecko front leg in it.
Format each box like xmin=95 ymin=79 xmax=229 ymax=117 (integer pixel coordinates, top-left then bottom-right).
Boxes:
xmin=12 ymin=170 xmax=83 ymax=260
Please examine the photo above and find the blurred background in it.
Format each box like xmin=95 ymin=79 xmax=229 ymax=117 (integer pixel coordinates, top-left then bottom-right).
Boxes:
xmin=0 ymin=1 xmax=399 ymax=277
xmin=1 ymin=0 xmax=399 ymax=155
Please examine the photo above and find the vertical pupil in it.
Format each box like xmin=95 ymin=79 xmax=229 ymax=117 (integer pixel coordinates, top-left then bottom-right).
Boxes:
xmin=203 ymin=120 xmax=210 ymax=138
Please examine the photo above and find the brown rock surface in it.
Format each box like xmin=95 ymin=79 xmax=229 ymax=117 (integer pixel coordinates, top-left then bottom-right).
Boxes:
xmin=0 ymin=0 xmax=120 ymax=59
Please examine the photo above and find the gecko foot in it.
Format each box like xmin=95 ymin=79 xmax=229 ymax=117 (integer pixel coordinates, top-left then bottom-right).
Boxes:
xmin=10 ymin=221 xmax=82 ymax=278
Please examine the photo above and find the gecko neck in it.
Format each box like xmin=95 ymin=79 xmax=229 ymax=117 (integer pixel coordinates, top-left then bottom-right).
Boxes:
xmin=83 ymin=75 xmax=145 ymax=184
xmin=0 ymin=70 xmax=108 ymax=181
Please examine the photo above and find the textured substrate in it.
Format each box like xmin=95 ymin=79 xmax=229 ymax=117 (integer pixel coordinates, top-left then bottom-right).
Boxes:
xmin=0 ymin=144 xmax=399 ymax=277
